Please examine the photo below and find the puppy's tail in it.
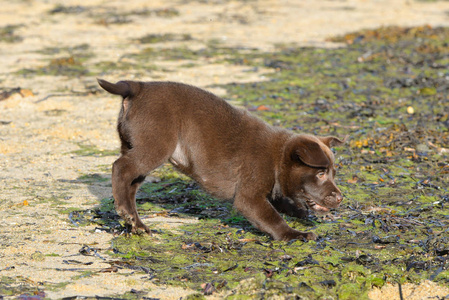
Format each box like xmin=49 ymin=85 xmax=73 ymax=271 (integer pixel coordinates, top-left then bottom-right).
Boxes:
xmin=97 ymin=78 xmax=135 ymax=98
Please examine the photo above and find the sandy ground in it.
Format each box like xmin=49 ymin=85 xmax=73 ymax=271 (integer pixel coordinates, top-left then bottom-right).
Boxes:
xmin=1 ymin=0 xmax=449 ymax=299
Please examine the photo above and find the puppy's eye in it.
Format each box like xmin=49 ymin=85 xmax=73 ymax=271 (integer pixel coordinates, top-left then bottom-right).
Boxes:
xmin=317 ymin=172 xmax=326 ymax=179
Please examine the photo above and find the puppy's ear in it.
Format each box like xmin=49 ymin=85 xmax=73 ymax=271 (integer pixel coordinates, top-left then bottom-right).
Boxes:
xmin=294 ymin=138 xmax=330 ymax=168
xmin=319 ymin=135 xmax=349 ymax=148
xmin=97 ymin=79 xmax=131 ymax=98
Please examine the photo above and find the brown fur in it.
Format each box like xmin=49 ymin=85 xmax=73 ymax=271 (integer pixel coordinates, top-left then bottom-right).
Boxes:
xmin=98 ymin=79 xmax=346 ymax=241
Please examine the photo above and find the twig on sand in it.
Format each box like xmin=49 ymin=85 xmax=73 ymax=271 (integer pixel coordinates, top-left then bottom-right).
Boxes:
xmin=35 ymin=90 xmax=96 ymax=103
xmin=398 ymin=282 xmax=404 ymax=300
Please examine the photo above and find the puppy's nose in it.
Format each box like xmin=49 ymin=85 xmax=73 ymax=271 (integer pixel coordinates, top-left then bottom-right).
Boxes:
xmin=333 ymin=192 xmax=343 ymax=204
xmin=337 ymin=195 xmax=343 ymax=203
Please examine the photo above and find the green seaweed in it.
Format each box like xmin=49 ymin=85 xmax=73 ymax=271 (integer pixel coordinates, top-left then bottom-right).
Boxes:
xmin=69 ymin=143 xmax=119 ymax=157
xmin=136 ymin=33 xmax=192 ymax=44
xmin=0 ymin=25 xmax=23 ymax=43
xmin=17 ymin=44 xmax=94 ymax=77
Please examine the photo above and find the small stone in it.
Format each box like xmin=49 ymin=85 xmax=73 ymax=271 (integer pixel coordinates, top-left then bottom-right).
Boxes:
xmin=31 ymin=251 xmax=46 ymax=261
xmin=416 ymin=144 xmax=430 ymax=153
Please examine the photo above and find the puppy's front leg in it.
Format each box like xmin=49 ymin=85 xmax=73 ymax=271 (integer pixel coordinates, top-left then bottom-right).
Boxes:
xmin=234 ymin=191 xmax=317 ymax=241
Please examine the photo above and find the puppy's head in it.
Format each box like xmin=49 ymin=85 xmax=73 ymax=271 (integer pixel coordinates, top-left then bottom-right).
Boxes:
xmin=280 ymin=134 xmax=346 ymax=213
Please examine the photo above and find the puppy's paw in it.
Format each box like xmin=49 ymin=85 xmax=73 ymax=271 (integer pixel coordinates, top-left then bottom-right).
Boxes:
xmin=300 ymin=231 xmax=317 ymax=241
xmin=131 ymin=219 xmax=151 ymax=235
xmin=119 ymin=212 xmax=151 ymax=235
xmin=280 ymin=229 xmax=317 ymax=242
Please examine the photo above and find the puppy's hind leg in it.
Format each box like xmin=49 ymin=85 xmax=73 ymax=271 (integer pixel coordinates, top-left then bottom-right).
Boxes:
xmin=112 ymin=150 xmax=169 ymax=234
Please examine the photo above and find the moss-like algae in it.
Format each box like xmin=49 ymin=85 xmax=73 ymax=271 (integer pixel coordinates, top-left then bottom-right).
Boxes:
xmin=69 ymin=143 xmax=119 ymax=157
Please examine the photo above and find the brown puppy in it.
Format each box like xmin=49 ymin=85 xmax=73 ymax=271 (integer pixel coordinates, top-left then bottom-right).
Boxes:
xmin=98 ymin=79 xmax=345 ymax=241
